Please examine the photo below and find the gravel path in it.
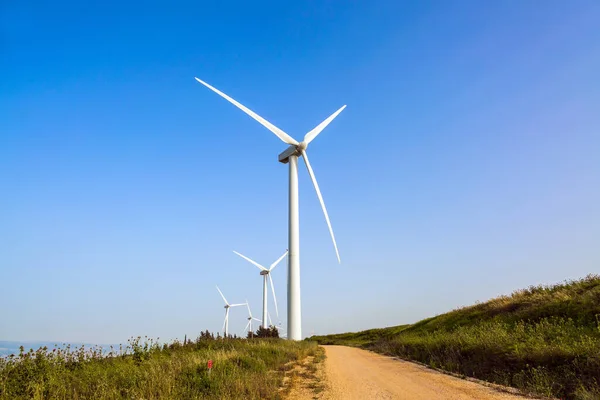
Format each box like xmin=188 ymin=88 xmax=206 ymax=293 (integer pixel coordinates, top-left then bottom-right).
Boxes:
xmin=315 ymin=345 xmax=534 ymax=400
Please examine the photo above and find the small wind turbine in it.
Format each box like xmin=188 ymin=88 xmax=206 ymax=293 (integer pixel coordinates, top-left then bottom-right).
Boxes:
xmin=233 ymin=250 xmax=287 ymax=329
xmin=276 ymin=326 xmax=287 ymax=339
xmin=242 ymin=301 xmax=262 ymax=337
xmin=216 ymin=285 xmax=245 ymax=337
xmin=268 ymin=312 xmax=287 ymax=338
xmin=196 ymin=78 xmax=344 ymax=340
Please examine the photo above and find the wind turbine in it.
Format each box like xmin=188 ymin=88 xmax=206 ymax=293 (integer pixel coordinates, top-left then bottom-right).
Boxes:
xmin=196 ymin=77 xmax=344 ymax=340
xmin=233 ymin=250 xmax=287 ymax=329
xmin=242 ymin=301 xmax=262 ymax=337
xmin=275 ymin=326 xmax=287 ymax=339
xmin=268 ymin=312 xmax=287 ymax=338
xmin=216 ymin=286 xmax=245 ymax=337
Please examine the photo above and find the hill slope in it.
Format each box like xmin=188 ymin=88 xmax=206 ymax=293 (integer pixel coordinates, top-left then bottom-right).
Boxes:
xmin=311 ymin=275 xmax=600 ymax=400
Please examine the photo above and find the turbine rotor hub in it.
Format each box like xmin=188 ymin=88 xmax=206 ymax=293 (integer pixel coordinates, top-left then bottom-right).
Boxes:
xmin=296 ymin=141 xmax=307 ymax=151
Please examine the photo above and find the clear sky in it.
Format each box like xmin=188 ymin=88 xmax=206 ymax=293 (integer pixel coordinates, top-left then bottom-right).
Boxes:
xmin=1 ymin=1 xmax=599 ymax=344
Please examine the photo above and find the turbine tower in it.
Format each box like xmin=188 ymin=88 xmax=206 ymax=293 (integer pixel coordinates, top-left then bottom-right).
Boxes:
xmin=233 ymin=250 xmax=287 ymax=329
xmin=216 ymin=285 xmax=245 ymax=337
xmin=196 ymin=78 xmax=343 ymax=340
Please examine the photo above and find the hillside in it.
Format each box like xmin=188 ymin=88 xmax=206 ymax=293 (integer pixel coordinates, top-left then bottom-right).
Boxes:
xmin=311 ymin=274 xmax=600 ymax=400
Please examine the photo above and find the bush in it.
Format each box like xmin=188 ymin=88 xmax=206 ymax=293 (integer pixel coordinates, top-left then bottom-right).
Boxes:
xmin=250 ymin=326 xmax=280 ymax=339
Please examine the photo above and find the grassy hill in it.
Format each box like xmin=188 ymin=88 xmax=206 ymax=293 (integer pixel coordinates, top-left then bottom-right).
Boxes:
xmin=311 ymin=274 xmax=600 ymax=400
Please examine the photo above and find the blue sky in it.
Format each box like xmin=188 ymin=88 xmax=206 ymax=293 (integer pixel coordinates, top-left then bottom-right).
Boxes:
xmin=1 ymin=1 xmax=599 ymax=344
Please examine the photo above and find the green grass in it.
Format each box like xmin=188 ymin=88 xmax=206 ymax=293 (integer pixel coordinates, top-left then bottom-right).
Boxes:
xmin=311 ymin=274 xmax=600 ymax=400
xmin=0 ymin=334 xmax=319 ymax=399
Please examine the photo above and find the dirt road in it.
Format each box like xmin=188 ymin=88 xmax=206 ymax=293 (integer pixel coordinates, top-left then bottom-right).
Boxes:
xmin=309 ymin=346 xmax=534 ymax=400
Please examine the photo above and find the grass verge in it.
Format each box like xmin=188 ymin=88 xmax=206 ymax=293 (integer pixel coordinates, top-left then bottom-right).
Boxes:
xmin=282 ymin=346 xmax=326 ymax=400
xmin=0 ymin=335 xmax=318 ymax=399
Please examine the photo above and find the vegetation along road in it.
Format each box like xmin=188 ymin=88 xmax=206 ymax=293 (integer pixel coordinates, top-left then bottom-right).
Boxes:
xmin=297 ymin=346 xmax=534 ymax=400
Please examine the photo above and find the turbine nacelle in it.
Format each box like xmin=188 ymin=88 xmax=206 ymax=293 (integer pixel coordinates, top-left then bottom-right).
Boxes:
xmin=278 ymin=145 xmax=301 ymax=164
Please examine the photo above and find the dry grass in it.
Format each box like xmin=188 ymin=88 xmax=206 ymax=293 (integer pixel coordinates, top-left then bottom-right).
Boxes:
xmin=284 ymin=346 xmax=326 ymax=400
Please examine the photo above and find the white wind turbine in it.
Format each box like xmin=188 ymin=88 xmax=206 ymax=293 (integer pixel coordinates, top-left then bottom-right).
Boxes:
xmin=233 ymin=250 xmax=288 ymax=329
xmin=242 ymin=301 xmax=262 ymax=337
xmin=268 ymin=311 xmax=287 ymax=339
xmin=196 ymin=77 xmax=344 ymax=340
xmin=216 ymin=285 xmax=246 ymax=337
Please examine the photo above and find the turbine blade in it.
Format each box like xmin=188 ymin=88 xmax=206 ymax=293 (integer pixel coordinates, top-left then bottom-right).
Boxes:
xmin=242 ymin=320 xmax=250 ymax=335
xmin=269 ymin=250 xmax=288 ymax=271
xmin=300 ymin=150 xmax=341 ymax=263
xmin=233 ymin=251 xmax=268 ymax=271
xmin=216 ymin=285 xmax=229 ymax=305
xmin=252 ymin=317 xmax=262 ymax=322
xmin=246 ymin=300 xmax=251 ymax=317
xmin=195 ymin=78 xmax=299 ymax=146
xmin=229 ymin=303 xmax=247 ymax=307
xmin=303 ymin=105 xmax=346 ymax=145
xmin=269 ymin=273 xmax=279 ymax=318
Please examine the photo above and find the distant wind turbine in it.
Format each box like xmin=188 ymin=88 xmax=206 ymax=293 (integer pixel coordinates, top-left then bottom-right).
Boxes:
xmin=268 ymin=312 xmax=287 ymax=338
xmin=196 ymin=77 xmax=344 ymax=340
xmin=242 ymin=301 xmax=262 ymax=337
xmin=216 ymin=285 xmax=245 ymax=337
xmin=233 ymin=250 xmax=287 ymax=329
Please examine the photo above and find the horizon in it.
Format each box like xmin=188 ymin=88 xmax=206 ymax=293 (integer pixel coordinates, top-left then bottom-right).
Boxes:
xmin=1 ymin=1 xmax=599 ymax=345
xmin=0 ymin=273 xmax=594 ymax=348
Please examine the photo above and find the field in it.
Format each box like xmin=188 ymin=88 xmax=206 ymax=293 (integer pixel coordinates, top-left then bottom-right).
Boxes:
xmin=311 ymin=274 xmax=600 ymax=400
xmin=0 ymin=333 xmax=319 ymax=399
